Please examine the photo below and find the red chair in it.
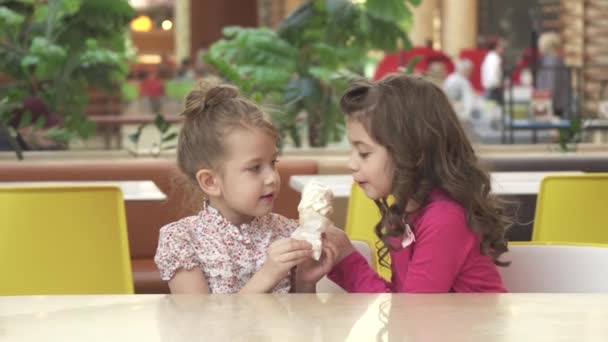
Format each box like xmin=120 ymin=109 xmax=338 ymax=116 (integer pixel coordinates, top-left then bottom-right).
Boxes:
xmin=374 ymin=47 xmax=455 ymax=80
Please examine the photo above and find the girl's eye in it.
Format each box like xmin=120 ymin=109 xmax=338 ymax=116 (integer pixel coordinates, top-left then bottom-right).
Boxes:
xmin=271 ymin=159 xmax=278 ymax=167
xmin=248 ymin=165 xmax=261 ymax=173
xmin=359 ymin=152 xmax=370 ymax=159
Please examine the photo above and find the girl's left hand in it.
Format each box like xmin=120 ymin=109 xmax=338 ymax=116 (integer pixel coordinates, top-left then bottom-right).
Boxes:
xmin=295 ymin=238 xmax=338 ymax=291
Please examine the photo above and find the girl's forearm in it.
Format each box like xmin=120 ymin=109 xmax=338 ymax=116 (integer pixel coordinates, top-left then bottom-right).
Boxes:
xmin=239 ymin=268 xmax=280 ymax=293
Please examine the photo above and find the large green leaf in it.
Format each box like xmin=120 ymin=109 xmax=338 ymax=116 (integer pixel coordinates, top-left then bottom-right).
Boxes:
xmin=33 ymin=5 xmax=49 ymax=23
xmin=206 ymin=0 xmax=414 ymax=147
xmin=0 ymin=0 xmax=134 ymax=155
xmin=223 ymin=27 xmax=297 ymax=65
xmin=18 ymin=111 xmax=32 ymax=129
xmin=161 ymin=132 xmax=178 ymax=143
xmin=128 ymin=123 xmax=146 ymax=145
xmin=238 ymin=65 xmax=293 ymax=88
xmin=364 ymin=13 xmax=411 ymax=52
xmin=33 ymin=115 xmax=46 ymax=130
xmin=25 ymin=37 xmax=68 ymax=79
xmin=365 ymin=0 xmax=411 ymax=23
xmin=308 ymin=66 xmax=342 ymax=84
xmin=204 ymin=53 xmax=245 ymax=88
xmin=207 ymin=27 xmax=298 ymax=94
xmin=276 ymin=2 xmax=315 ymax=42
xmin=58 ymin=0 xmax=82 ymax=18
xmin=44 ymin=126 xmax=74 ymax=142
xmin=0 ymin=7 xmax=25 ymax=31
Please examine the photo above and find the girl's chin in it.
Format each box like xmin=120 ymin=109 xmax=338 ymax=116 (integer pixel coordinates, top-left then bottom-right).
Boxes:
xmin=363 ymin=188 xmax=390 ymax=200
xmin=362 ymin=189 xmax=380 ymax=200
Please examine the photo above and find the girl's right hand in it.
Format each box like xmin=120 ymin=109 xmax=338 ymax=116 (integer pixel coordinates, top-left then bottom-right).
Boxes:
xmin=324 ymin=225 xmax=356 ymax=264
xmin=261 ymin=238 xmax=313 ymax=282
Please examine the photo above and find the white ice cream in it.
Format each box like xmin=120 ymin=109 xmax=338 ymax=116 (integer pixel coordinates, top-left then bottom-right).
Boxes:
xmin=291 ymin=180 xmax=334 ymax=260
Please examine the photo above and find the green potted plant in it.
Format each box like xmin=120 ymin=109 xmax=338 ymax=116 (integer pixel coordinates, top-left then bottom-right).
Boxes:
xmin=0 ymin=0 xmax=135 ymax=159
xmin=204 ymin=0 xmax=419 ymax=147
xmin=556 ymin=117 xmax=584 ymax=152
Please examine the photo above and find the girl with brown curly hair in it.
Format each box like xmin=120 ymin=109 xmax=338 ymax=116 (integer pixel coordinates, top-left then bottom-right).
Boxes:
xmin=301 ymin=73 xmax=510 ymax=293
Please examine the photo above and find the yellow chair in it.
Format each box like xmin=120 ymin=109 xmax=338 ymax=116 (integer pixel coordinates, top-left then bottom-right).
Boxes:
xmin=344 ymin=183 xmax=392 ymax=280
xmin=532 ymin=174 xmax=608 ymax=244
xmin=0 ymin=186 xmax=134 ymax=295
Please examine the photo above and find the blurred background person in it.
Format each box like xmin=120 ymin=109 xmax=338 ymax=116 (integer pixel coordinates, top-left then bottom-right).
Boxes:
xmin=444 ymin=58 xmax=476 ymax=120
xmin=481 ymin=37 xmax=505 ymax=105
xmin=536 ymin=32 xmax=570 ymax=116
xmin=426 ymin=60 xmax=448 ymax=86
xmin=175 ymin=58 xmax=196 ymax=80
xmin=139 ymin=69 xmax=165 ymax=114
xmin=157 ymin=53 xmax=175 ymax=80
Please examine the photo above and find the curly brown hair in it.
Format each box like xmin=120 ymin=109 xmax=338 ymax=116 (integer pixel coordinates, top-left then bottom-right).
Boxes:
xmin=340 ymin=73 xmax=511 ymax=267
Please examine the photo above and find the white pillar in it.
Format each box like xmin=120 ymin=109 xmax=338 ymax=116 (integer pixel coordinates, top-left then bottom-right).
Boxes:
xmin=409 ymin=0 xmax=437 ymax=47
xmin=441 ymin=0 xmax=478 ymax=58
xmin=174 ymin=0 xmax=190 ymax=62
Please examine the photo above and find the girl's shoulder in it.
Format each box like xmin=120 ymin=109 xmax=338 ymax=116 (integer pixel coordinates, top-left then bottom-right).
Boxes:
xmin=158 ymin=214 xmax=201 ymax=237
xmin=423 ymin=189 xmax=465 ymax=209
xmin=405 ymin=190 xmax=477 ymax=253
xmin=158 ymin=210 xmax=227 ymax=245
xmin=415 ymin=190 xmax=468 ymax=232
xmin=257 ymin=213 xmax=299 ymax=237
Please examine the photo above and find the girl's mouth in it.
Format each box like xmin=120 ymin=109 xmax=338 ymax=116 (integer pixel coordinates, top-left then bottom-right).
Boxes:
xmin=260 ymin=193 xmax=274 ymax=201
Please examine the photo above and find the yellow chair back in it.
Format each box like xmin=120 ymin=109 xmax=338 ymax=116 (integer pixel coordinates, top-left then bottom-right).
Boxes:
xmin=0 ymin=186 xmax=134 ymax=295
xmin=532 ymin=174 xmax=608 ymax=244
xmin=344 ymin=183 xmax=392 ymax=280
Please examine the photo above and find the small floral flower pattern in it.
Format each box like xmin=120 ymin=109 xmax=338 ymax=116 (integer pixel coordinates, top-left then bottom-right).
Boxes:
xmin=155 ymin=205 xmax=298 ymax=294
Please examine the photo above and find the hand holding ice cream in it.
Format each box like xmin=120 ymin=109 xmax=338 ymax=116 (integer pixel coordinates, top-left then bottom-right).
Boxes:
xmin=290 ymin=180 xmax=334 ymax=260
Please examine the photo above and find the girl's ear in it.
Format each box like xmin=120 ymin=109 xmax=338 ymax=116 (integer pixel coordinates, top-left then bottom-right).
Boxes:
xmin=195 ymin=169 xmax=221 ymax=197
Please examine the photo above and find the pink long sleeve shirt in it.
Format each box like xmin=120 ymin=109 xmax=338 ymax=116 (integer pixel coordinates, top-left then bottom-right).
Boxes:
xmin=328 ymin=190 xmax=507 ymax=293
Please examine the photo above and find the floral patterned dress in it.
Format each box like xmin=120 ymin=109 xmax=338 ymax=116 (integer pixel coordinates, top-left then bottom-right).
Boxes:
xmin=155 ymin=205 xmax=298 ymax=293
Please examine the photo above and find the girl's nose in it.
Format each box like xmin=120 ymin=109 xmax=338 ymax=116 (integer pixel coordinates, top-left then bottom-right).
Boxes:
xmin=265 ymin=169 xmax=278 ymax=186
xmin=347 ymin=154 xmax=358 ymax=173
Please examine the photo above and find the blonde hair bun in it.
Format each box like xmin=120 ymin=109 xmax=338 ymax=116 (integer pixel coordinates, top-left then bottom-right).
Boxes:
xmin=183 ymin=82 xmax=239 ymax=116
xmin=204 ymin=84 xmax=239 ymax=109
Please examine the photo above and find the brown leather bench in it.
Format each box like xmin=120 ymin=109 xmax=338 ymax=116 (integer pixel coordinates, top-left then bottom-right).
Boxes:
xmin=0 ymin=158 xmax=318 ymax=293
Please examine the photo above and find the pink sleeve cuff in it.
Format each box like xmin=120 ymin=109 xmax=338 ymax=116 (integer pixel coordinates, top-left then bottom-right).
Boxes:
xmin=328 ymin=251 xmax=391 ymax=293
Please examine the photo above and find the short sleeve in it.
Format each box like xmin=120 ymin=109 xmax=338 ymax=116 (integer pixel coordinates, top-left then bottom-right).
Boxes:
xmin=154 ymin=221 xmax=201 ymax=281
